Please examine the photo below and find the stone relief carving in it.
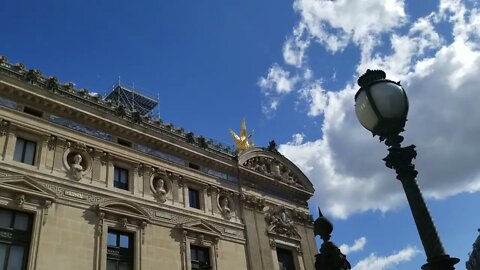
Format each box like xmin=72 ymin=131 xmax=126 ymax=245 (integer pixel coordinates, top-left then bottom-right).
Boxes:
xmin=65 ymin=141 xmax=87 ymax=152
xmin=41 ymin=183 xmax=105 ymax=205
xmin=0 ymin=120 xmax=10 ymax=136
xmin=269 ymin=239 xmax=276 ymax=248
xmin=135 ymin=163 xmax=145 ymax=177
xmin=239 ymin=193 xmax=265 ymax=210
xmin=243 ymin=156 xmax=302 ymax=188
xmin=70 ymin=153 xmax=84 ymax=180
xmin=14 ymin=194 xmax=25 ymax=208
xmin=217 ymin=192 xmax=233 ymax=220
xmin=263 ymin=205 xmax=299 ymax=238
xmin=292 ymin=210 xmax=314 ymax=223
xmin=100 ymin=151 xmax=110 ymax=165
xmin=151 ymin=170 xmax=170 ymax=204
xmin=47 ymin=135 xmax=57 ymax=150
xmin=119 ymin=217 xmax=128 ymax=229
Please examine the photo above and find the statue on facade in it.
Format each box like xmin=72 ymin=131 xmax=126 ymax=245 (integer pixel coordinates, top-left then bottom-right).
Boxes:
xmin=70 ymin=153 xmax=84 ymax=180
xmin=229 ymin=118 xmax=254 ymax=152
xmin=154 ymin=177 xmax=168 ymax=203
xmin=220 ymin=196 xmax=230 ymax=213
xmin=219 ymin=195 xmax=232 ymax=219
xmin=155 ymin=177 xmax=167 ymax=195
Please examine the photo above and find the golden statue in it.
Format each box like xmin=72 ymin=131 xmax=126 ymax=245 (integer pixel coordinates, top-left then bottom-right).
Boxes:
xmin=229 ymin=118 xmax=254 ymax=152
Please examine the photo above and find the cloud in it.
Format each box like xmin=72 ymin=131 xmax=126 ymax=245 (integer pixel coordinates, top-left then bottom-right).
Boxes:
xmin=258 ymin=63 xmax=298 ymax=95
xmin=339 ymin=237 xmax=367 ymax=255
xmin=258 ymin=63 xmax=300 ymax=114
xmin=299 ymin=80 xmax=329 ymax=117
xmin=293 ymin=0 xmax=406 ymax=53
xmin=287 ymin=133 xmax=306 ymax=146
xmin=274 ymin=0 xmax=480 ymax=218
xmin=352 ymin=247 xmax=419 ymax=270
xmin=283 ymin=23 xmax=310 ymax=67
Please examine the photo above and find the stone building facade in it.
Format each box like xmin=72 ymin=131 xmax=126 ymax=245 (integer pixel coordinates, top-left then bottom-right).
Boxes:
xmin=467 ymin=229 xmax=480 ymax=270
xmin=0 ymin=56 xmax=317 ymax=270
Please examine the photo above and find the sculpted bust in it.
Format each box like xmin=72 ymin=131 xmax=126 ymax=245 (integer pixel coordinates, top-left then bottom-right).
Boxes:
xmin=155 ymin=178 xmax=167 ymax=195
xmin=70 ymin=153 xmax=83 ymax=180
xmin=220 ymin=196 xmax=230 ymax=213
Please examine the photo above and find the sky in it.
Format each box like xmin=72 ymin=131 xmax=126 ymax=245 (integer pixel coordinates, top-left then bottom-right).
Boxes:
xmin=1 ymin=0 xmax=480 ymax=269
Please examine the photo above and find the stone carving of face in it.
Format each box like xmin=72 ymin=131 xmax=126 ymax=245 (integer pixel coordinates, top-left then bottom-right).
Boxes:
xmin=70 ymin=153 xmax=84 ymax=180
xmin=15 ymin=194 xmax=25 ymax=207
xmin=73 ymin=154 xmax=82 ymax=165
xmin=220 ymin=196 xmax=230 ymax=212
xmin=156 ymin=178 xmax=166 ymax=195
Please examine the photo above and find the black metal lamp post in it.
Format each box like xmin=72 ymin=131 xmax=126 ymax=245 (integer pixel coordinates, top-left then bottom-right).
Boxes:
xmin=354 ymin=69 xmax=459 ymax=270
xmin=314 ymin=209 xmax=351 ymax=270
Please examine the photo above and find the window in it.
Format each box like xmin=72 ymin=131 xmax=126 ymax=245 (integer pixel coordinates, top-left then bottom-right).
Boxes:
xmin=13 ymin=138 xmax=36 ymax=165
xmin=188 ymin=162 xmax=200 ymax=170
xmin=188 ymin=188 xmax=200 ymax=209
xmin=276 ymin=247 xmax=295 ymax=270
xmin=117 ymin=138 xmax=132 ymax=148
xmin=190 ymin=245 xmax=211 ymax=270
xmin=23 ymin=106 xmax=43 ymax=118
xmin=114 ymin=167 xmax=129 ymax=190
xmin=107 ymin=230 xmax=133 ymax=270
xmin=0 ymin=208 xmax=33 ymax=270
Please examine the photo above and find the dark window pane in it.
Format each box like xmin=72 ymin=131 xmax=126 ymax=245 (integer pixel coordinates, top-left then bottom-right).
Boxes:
xmin=7 ymin=245 xmax=24 ymax=270
xmin=119 ymin=262 xmax=130 ymax=270
xmin=13 ymin=138 xmax=36 ymax=165
xmin=276 ymin=247 xmax=295 ymax=270
xmin=107 ymin=229 xmax=133 ymax=270
xmin=114 ymin=168 xmax=119 ymax=180
xmin=189 ymin=189 xmax=200 ymax=209
xmin=191 ymin=246 xmax=210 ymax=270
xmin=107 ymin=259 xmax=117 ymax=270
xmin=114 ymin=167 xmax=129 ymax=190
xmin=13 ymin=213 xmax=29 ymax=231
xmin=108 ymin=232 xmax=117 ymax=247
xmin=0 ymin=209 xmax=12 ymax=228
xmin=23 ymin=141 xmax=36 ymax=165
xmin=0 ymin=243 xmax=7 ymax=269
xmin=13 ymin=139 xmax=24 ymax=162
xmin=119 ymin=234 xmax=129 ymax=248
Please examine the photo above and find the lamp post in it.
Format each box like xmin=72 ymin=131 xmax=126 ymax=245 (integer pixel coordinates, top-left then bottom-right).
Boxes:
xmin=354 ymin=69 xmax=459 ymax=270
xmin=314 ymin=208 xmax=351 ymax=270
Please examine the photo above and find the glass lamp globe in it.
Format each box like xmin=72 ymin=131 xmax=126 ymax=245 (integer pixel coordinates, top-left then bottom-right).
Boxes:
xmin=354 ymin=70 xmax=409 ymax=136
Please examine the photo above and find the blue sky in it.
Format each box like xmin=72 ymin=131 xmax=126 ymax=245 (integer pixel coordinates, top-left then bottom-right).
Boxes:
xmin=2 ymin=1 xmax=480 ymax=269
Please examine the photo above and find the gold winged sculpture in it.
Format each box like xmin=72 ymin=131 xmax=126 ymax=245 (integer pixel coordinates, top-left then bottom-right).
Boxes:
xmin=229 ymin=118 xmax=254 ymax=152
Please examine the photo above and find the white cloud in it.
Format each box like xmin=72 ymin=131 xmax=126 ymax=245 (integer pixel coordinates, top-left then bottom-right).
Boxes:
xmin=283 ymin=23 xmax=310 ymax=68
xmin=287 ymin=133 xmax=305 ymax=145
xmin=275 ymin=1 xmax=480 ymax=218
xmin=339 ymin=237 xmax=367 ymax=255
xmin=352 ymin=247 xmax=419 ymax=270
xmin=299 ymin=80 xmax=329 ymax=117
xmin=293 ymin=0 xmax=406 ymax=53
xmin=258 ymin=63 xmax=298 ymax=95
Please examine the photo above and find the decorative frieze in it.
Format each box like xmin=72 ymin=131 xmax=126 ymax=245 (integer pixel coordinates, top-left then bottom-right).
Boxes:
xmin=243 ymin=156 xmax=302 ymax=188
xmin=40 ymin=183 xmax=105 ymax=205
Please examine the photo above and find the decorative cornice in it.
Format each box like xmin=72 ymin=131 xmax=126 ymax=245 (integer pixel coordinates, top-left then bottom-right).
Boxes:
xmin=0 ymin=56 xmax=236 ymax=158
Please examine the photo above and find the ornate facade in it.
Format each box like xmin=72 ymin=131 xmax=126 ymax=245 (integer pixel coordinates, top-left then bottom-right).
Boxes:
xmin=0 ymin=56 xmax=317 ymax=270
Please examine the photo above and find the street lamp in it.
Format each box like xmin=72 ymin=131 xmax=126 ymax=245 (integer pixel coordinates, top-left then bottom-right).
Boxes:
xmin=354 ymin=69 xmax=459 ymax=270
